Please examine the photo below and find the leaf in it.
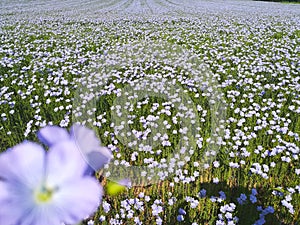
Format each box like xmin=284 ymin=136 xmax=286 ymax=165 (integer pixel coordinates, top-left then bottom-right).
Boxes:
xmin=106 ymin=181 xmax=127 ymax=196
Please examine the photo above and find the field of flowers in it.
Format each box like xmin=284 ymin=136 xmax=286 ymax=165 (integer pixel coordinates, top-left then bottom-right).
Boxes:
xmin=0 ymin=0 xmax=300 ymax=224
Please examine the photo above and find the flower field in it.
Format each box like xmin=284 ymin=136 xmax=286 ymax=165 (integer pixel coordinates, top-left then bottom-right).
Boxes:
xmin=0 ymin=0 xmax=300 ymax=224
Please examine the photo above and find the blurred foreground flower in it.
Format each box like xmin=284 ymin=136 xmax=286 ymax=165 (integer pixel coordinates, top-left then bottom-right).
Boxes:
xmin=0 ymin=141 xmax=102 ymax=225
xmin=38 ymin=124 xmax=113 ymax=173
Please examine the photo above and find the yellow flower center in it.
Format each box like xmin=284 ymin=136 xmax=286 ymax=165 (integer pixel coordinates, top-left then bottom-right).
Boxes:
xmin=35 ymin=186 xmax=54 ymax=203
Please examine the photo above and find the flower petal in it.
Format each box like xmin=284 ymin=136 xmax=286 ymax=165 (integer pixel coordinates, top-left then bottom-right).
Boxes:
xmin=15 ymin=205 xmax=62 ymax=225
xmin=70 ymin=124 xmax=101 ymax=153
xmin=118 ymin=178 xmax=131 ymax=188
xmin=0 ymin=181 xmax=19 ymax=225
xmin=86 ymin=147 xmax=113 ymax=171
xmin=70 ymin=124 xmax=112 ymax=171
xmin=37 ymin=126 xmax=70 ymax=147
xmin=0 ymin=181 xmax=35 ymax=225
xmin=52 ymin=177 xmax=102 ymax=224
xmin=46 ymin=140 xmax=87 ymax=187
xmin=0 ymin=142 xmax=45 ymax=188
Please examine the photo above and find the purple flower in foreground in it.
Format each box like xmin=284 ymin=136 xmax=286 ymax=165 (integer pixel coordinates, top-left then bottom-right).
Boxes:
xmin=38 ymin=124 xmax=112 ymax=173
xmin=0 ymin=141 xmax=102 ymax=225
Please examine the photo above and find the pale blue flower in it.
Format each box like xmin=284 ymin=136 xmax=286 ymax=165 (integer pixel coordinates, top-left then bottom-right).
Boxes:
xmin=178 ymin=208 xmax=186 ymax=215
xmin=250 ymin=194 xmax=257 ymax=204
xmin=219 ymin=191 xmax=226 ymax=200
xmin=237 ymin=193 xmax=247 ymax=205
xmin=177 ymin=215 xmax=184 ymax=222
xmin=38 ymin=124 xmax=112 ymax=172
xmin=198 ymin=189 xmax=206 ymax=198
xmin=0 ymin=141 xmax=102 ymax=225
xmin=265 ymin=206 xmax=274 ymax=214
xmin=253 ymin=217 xmax=266 ymax=225
xmin=251 ymin=188 xmax=258 ymax=196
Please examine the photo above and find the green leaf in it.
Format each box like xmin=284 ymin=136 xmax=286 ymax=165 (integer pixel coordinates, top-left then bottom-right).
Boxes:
xmin=106 ymin=181 xmax=127 ymax=196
